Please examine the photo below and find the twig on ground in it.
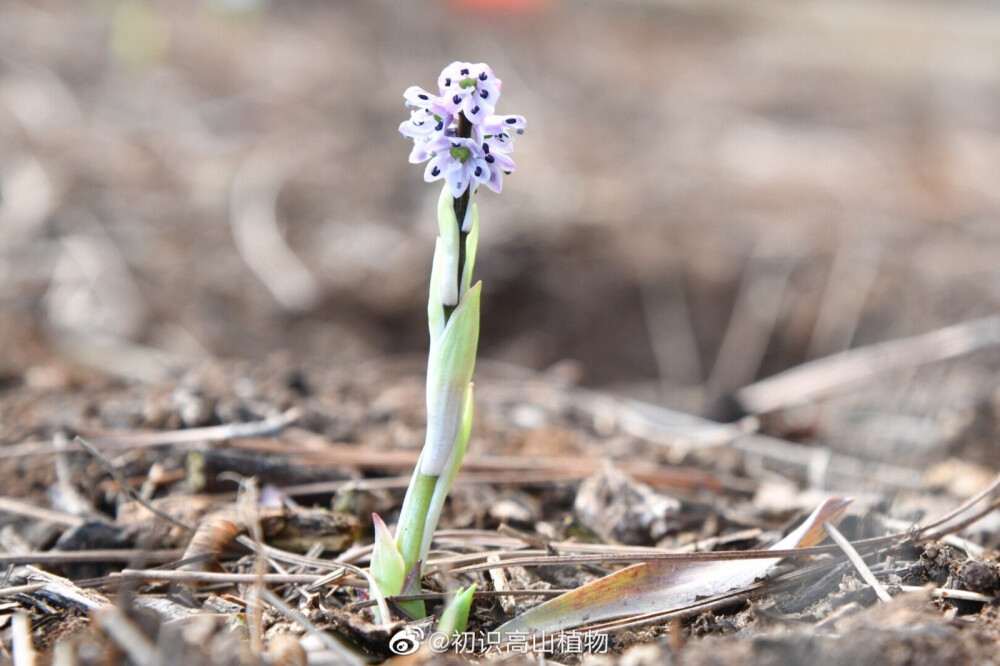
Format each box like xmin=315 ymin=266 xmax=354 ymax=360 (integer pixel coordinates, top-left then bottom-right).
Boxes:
xmin=815 ymin=601 xmax=863 ymax=628
xmin=279 ymin=428 xmax=754 ymax=494
xmin=20 ymin=566 xmax=111 ymax=613
xmin=73 ymin=436 xmax=194 ymax=532
xmin=489 ymin=382 xmax=759 ymax=451
xmin=496 ymin=524 xmax=552 ymax=551
xmin=232 ymin=476 xmax=267 ymax=655
xmin=736 ymin=315 xmax=1000 ymax=415
xmin=730 ymin=433 xmax=925 ymax=490
xmin=896 ymin=585 xmax=994 ymax=603
xmin=705 ymin=248 xmax=796 ymax=409
xmin=445 ymin=540 xmax=892 ymax=576
xmin=913 ymin=472 xmax=1000 ymax=536
xmin=823 ymin=521 xmax=892 ymax=602
xmin=93 ymin=606 xmax=161 ymax=666
xmin=0 ymin=550 xmax=182 ymax=568
xmin=487 ymin=554 xmax=515 ymax=614
xmin=919 ymin=497 xmax=1000 ymax=542
xmin=882 ymin=518 xmax=985 ymax=558
xmin=305 ymin=568 xmax=349 ymax=591
xmin=349 ymin=588 xmax=570 ymax=610
xmin=0 ymin=409 xmax=302 ymax=460
xmin=805 ymin=244 xmax=880 ymax=360
xmin=260 ymin=588 xmax=367 ymax=666
xmin=119 ymin=570 xmax=326 ymax=585
xmin=0 ymin=497 xmax=86 ymax=527
xmin=638 ymin=276 xmax=704 ymax=390
xmin=0 ymin=583 xmax=47 ymax=598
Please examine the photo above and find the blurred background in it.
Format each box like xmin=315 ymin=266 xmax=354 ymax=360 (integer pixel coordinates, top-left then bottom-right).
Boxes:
xmin=2 ymin=0 xmax=1000 ymax=438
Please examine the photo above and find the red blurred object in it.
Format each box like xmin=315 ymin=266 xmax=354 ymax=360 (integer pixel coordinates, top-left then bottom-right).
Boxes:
xmin=447 ymin=0 xmax=554 ymax=14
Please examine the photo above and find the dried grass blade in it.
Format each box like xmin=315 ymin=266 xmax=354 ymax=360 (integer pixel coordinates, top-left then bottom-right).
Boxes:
xmin=497 ymin=497 xmax=851 ymax=637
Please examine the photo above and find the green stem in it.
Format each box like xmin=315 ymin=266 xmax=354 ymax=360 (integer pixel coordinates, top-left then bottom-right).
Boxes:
xmin=396 ymin=472 xmax=437 ymax=570
xmin=444 ymin=114 xmax=473 ymax=322
xmin=394 ymin=471 xmax=437 ymax=617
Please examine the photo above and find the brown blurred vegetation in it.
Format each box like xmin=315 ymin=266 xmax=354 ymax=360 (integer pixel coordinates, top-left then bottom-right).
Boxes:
xmin=2 ymin=0 xmax=1000 ymax=412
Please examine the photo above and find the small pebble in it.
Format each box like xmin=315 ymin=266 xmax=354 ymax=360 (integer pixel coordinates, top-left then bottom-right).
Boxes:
xmin=172 ymin=387 xmax=215 ymax=427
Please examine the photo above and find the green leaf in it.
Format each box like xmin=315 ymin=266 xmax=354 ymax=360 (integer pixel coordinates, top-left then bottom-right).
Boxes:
xmin=369 ymin=513 xmax=405 ymax=622
xmin=394 ymin=469 xmax=435 ymax=564
xmin=393 ymin=471 xmax=437 ymax=620
xmin=420 ymin=383 xmax=474 ymax=560
xmin=421 ymin=282 xmax=481 ymax=477
xmin=437 ymin=584 xmax=477 ymax=637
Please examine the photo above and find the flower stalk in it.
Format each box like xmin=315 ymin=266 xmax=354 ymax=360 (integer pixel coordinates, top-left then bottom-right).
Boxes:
xmin=370 ymin=61 xmax=524 ymax=622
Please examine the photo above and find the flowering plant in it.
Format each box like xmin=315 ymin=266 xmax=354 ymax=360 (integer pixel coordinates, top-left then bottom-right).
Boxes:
xmin=369 ymin=62 xmax=524 ymax=621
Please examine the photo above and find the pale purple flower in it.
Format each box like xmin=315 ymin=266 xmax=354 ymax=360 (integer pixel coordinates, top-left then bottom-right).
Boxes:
xmin=481 ymin=142 xmax=516 ymax=193
xmin=479 ymin=114 xmax=525 ymax=140
xmin=423 ymin=136 xmax=491 ymax=199
xmin=400 ymin=62 xmax=523 ymax=197
xmin=400 ymin=108 xmax=446 ymax=163
xmin=438 ymin=62 xmax=501 ymax=125
xmin=403 ymin=86 xmax=452 ymax=118
xmin=399 ymin=108 xmax=441 ymax=140
xmin=477 ymin=115 xmax=524 ymax=192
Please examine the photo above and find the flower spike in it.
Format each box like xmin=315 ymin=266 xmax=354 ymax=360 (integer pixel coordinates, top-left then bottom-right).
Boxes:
xmin=399 ymin=61 xmax=524 ymax=198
